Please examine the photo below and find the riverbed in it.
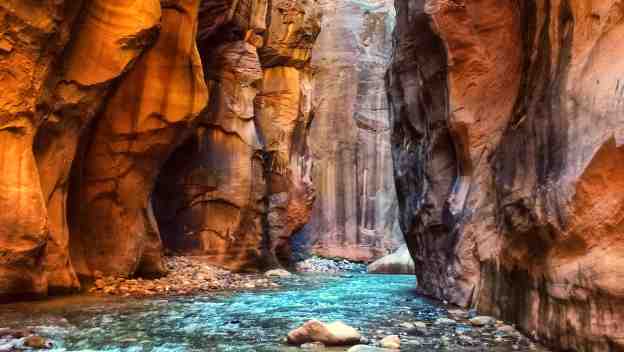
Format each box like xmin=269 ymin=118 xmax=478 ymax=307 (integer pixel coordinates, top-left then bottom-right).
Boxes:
xmin=0 ymin=274 xmax=548 ymax=351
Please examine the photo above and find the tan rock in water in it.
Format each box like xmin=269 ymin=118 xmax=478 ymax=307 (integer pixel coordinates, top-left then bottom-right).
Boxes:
xmin=368 ymin=245 xmax=415 ymax=274
xmin=287 ymin=320 xmax=362 ymax=346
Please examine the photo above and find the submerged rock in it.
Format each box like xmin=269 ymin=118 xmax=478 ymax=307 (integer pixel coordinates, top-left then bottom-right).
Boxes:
xmin=470 ymin=316 xmax=496 ymax=327
xmin=347 ymin=346 xmax=396 ymax=352
xmin=287 ymin=320 xmax=362 ymax=346
xmin=379 ymin=335 xmax=400 ymax=349
xmin=265 ymin=269 xmax=292 ymax=278
xmin=447 ymin=309 xmax=470 ymax=320
xmin=367 ymin=245 xmax=415 ymax=274
xmin=23 ymin=335 xmax=53 ymax=349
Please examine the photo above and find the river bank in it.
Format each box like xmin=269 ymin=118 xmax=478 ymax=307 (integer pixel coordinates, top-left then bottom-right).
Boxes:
xmin=87 ymin=256 xmax=280 ymax=297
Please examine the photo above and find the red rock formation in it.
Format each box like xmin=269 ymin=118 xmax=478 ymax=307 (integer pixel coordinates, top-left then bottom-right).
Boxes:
xmin=152 ymin=0 xmax=321 ymax=271
xmin=76 ymin=0 xmax=208 ymax=278
xmin=390 ymin=0 xmax=624 ymax=350
xmin=153 ymin=2 xmax=269 ymax=271
xmin=0 ymin=0 xmax=163 ymax=300
xmin=255 ymin=0 xmax=321 ymax=266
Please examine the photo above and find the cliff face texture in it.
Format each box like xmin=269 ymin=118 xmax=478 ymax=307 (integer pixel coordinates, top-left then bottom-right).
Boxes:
xmin=0 ymin=0 xmax=320 ymax=301
xmin=297 ymin=0 xmax=403 ymax=262
xmin=389 ymin=0 xmax=624 ymax=350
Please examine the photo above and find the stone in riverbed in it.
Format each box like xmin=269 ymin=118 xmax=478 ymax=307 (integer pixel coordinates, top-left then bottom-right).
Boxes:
xmin=379 ymin=335 xmax=400 ymax=349
xmin=300 ymin=342 xmax=325 ymax=349
xmin=448 ymin=309 xmax=469 ymax=320
xmin=435 ymin=318 xmax=457 ymax=325
xmin=347 ymin=346 xmax=396 ymax=352
xmin=23 ymin=335 xmax=53 ymax=349
xmin=367 ymin=246 xmax=415 ymax=275
xmin=265 ymin=269 xmax=292 ymax=278
xmin=470 ymin=316 xmax=496 ymax=327
xmin=287 ymin=320 xmax=362 ymax=346
xmin=405 ymin=321 xmax=428 ymax=336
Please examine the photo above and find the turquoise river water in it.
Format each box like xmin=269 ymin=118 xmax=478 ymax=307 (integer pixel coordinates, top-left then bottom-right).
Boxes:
xmin=0 ymin=274 xmax=547 ymax=351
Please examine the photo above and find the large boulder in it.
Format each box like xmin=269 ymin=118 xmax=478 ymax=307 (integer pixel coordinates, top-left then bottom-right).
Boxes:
xmin=367 ymin=245 xmax=415 ymax=274
xmin=287 ymin=320 xmax=362 ymax=346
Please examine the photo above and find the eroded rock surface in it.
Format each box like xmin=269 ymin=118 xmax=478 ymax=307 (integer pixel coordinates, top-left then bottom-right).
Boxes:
xmin=0 ymin=0 xmax=322 ymax=300
xmin=255 ymin=0 xmax=321 ymax=266
xmin=297 ymin=0 xmax=403 ymax=262
xmin=389 ymin=1 xmax=624 ymax=350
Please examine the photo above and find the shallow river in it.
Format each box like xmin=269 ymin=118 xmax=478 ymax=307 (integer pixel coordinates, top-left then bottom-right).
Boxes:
xmin=0 ymin=274 xmax=547 ymax=351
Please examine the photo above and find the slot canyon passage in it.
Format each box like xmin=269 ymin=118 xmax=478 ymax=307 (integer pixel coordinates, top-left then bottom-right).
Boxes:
xmin=0 ymin=0 xmax=623 ymax=351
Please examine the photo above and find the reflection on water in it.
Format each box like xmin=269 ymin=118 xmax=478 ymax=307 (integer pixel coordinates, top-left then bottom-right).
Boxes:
xmin=0 ymin=274 xmax=545 ymax=351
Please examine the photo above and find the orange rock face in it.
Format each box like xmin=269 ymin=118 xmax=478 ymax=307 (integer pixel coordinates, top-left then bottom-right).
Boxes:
xmin=0 ymin=0 xmax=321 ymax=300
xmin=390 ymin=1 xmax=624 ymax=350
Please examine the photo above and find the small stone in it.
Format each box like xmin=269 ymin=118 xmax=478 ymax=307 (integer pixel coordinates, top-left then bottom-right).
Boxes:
xmin=301 ymin=342 xmax=325 ymax=349
xmin=265 ymin=269 xmax=292 ymax=278
xmin=406 ymin=321 xmax=427 ymax=336
xmin=0 ymin=38 xmax=13 ymax=53
xmin=458 ymin=334 xmax=475 ymax=345
xmin=469 ymin=316 xmax=496 ymax=327
xmin=380 ymin=335 xmax=400 ymax=349
xmin=435 ymin=317 xmax=456 ymax=325
xmin=23 ymin=335 xmax=53 ymax=349
xmin=448 ymin=309 xmax=469 ymax=320
xmin=347 ymin=346 xmax=395 ymax=352
xmin=498 ymin=325 xmax=517 ymax=335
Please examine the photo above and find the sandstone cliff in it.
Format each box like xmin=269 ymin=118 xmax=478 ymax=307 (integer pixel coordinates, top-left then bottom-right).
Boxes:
xmin=297 ymin=0 xmax=403 ymax=262
xmin=0 ymin=0 xmax=320 ymax=301
xmin=389 ymin=1 xmax=624 ymax=350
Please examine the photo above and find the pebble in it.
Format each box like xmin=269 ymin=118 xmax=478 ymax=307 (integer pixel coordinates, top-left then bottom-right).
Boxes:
xmin=448 ymin=309 xmax=469 ymax=320
xmin=379 ymin=335 xmax=400 ymax=349
xmin=406 ymin=321 xmax=428 ymax=336
xmin=470 ymin=316 xmax=497 ymax=327
xmin=435 ymin=317 xmax=457 ymax=325
xmin=265 ymin=269 xmax=292 ymax=278
xmin=301 ymin=342 xmax=325 ymax=349
xmin=498 ymin=324 xmax=518 ymax=335
xmin=23 ymin=335 xmax=53 ymax=349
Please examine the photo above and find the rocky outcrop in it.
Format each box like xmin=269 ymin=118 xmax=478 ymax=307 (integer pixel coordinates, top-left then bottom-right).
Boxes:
xmin=255 ymin=0 xmax=321 ymax=266
xmin=76 ymin=0 xmax=208 ymax=279
xmin=0 ymin=0 xmax=163 ymax=300
xmin=153 ymin=0 xmax=321 ymax=271
xmin=296 ymin=0 xmax=403 ymax=262
xmin=153 ymin=2 xmax=269 ymax=272
xmin=0 ymin=0 xmax=321 ymax=301
xmin=389 ymin=0 xmax=624 ymax=350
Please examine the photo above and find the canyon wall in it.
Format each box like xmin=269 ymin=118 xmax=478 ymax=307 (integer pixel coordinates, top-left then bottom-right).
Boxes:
xmin=0 ymin=0 xmax=320 ymax=301
xmin=296 ymin=0 xmax=403 ymax=262
xmin=389 ymin=0 xmax=624 ymax=350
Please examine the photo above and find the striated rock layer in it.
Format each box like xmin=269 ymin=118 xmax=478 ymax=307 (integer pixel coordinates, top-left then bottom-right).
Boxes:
xmin=297 ymin=0 xmax=403 ymax=262
xmin=0 ymin=0 xmax=321 ymax=301
xmin=389 ymin=0 xmax=624 ymax=350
